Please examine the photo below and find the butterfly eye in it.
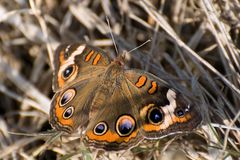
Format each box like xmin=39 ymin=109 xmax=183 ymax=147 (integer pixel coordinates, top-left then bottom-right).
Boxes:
xmin=60 ymin=89 xmax=76 ymax=106
xmin=116 ymin=115 xmax=135 ymax=137
xmin=148 ymin=107 xmax=164 ymax=125
xmin=93 ymin=122 xmax=108 ymax=135
xmin=175 ymin=109 xmax=185 ymax=117
xmin=63 ymin=106 xmax=74 ymax=119
xmin=62 ymin=65 xmax=75 ymax=79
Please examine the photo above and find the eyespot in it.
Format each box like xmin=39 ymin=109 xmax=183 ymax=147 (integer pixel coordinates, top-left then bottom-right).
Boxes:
xmin=116 ymin=115 xmax=135 ymax=137
xmin=93 ymin=122 xmax=108 ymax=136
xmin=59 ymin=89 xmax=76 ymax=106
xmin=62 ymin=65 xmax=75 ymax=79
xmin=63 ymin=106 xmax=74 ymax=119
xmin=148 ymin=107 xmax=164 ymax=125
xmin=175 ymin=109 xmax=185 ymax=117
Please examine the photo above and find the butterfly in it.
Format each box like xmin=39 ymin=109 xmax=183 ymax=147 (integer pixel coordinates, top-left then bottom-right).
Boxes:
xmin=49 ymin=43 xmax=202 ymax=151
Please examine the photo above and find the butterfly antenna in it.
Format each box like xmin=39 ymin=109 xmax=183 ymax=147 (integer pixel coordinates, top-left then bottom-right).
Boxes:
xmin=127 ymin=39 xmax=152 ymax=54
xmin=106 ymin=16 xmax=119 ymax=56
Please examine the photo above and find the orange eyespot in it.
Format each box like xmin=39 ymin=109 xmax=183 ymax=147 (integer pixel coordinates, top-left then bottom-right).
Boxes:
xmin=62 ymin=65 xmax=76 ymax=79
xmin=116 ymin=115 xmax=136 ymax=137
xmin=59 ymin=89 xmax=76 ymax=106
xmin=63 ymin=106 xmax=74 ymax=119
xmin=147 ymin=107 xmax=164 ymax=125
xmin=93 ymin=122 xmax=108 ymax=136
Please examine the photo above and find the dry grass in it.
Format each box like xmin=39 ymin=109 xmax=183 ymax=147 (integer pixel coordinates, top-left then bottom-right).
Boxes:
xmin=0 ymin=0 xmax=240 ymax=159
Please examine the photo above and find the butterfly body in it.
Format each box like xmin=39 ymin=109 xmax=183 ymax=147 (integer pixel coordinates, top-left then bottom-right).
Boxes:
xmin=50 ymin=43 xmax=202 ymax=150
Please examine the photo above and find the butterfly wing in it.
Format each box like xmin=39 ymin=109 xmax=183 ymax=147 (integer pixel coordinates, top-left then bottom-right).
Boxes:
xmin=52 ymin=43 xmax=111 ymax=92
xmin=124 ymin=69 xmax=202 ymax=139
xmin=50 ymin=43 xmax=111 ymax=132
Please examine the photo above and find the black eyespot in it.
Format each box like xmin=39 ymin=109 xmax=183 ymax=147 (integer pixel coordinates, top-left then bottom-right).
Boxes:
xmin=59 ymin=89 xmax=76 ymax=106
xmin=148 ymin=107 xmax=164 ymax=124
xmin=93 ymin=122 xmax=108 ymax=135
xmin=116 ymin=115 xmax=135 ymax=137
xmin=176 ymin=109 xmax=185 ymax=117
xmin=62 ymin=65 xmax=74 ymax=79
xmin=63 ymin=106 xmax=74 ymax=119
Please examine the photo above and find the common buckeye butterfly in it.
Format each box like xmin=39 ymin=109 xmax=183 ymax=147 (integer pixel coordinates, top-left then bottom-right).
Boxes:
xmin=49 ymin=43 xmax=202 ymax=151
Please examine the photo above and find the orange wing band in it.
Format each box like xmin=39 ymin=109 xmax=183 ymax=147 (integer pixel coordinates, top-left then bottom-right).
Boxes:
xmin=135 ymin=76 xmax=147 ymax=88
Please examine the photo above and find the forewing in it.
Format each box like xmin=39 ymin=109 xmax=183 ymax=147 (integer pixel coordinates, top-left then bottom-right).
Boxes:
xmin=52 ymin=43 xmax=111 ymax=91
